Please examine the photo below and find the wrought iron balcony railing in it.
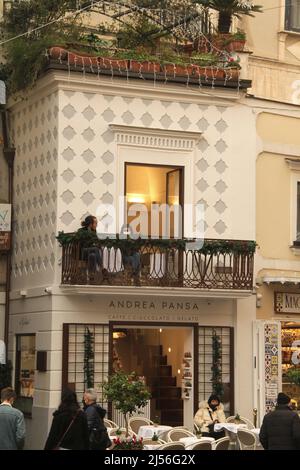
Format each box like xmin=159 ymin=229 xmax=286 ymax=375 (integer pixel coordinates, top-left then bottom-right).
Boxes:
xmin=59 ymin=235 xmax=255 ymax=290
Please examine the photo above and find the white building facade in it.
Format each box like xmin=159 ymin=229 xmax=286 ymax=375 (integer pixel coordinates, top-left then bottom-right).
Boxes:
xmin=7 ymin=68 xmax=257 ymax=449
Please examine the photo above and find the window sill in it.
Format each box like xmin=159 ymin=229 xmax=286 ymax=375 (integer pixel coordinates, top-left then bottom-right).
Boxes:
xmin=279 ymin=30 xmax=300 ymax=37
xmin=290 ymin=242 xmax=300 ymax=255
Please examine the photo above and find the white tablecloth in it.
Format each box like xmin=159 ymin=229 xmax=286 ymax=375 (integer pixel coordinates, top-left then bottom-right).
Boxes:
xmin=180 ymin=436 xmax=216 ymax=449
xmin=214 ymin=423 xmax=247 ymax=434
xmin=143 ymin=444 xmax=163 ymax=450
xmin=251 ymin=428 xmax=260 ymax=436
xmin=138 ymin=425 xmax=172 ymax=440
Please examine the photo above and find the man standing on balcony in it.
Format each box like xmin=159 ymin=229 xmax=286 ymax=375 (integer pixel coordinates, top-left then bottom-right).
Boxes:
xmin=78 ymin=215 xmax=103 ymax=277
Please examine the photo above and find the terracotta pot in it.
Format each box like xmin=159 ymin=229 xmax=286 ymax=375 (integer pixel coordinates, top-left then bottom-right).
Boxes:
xmin=130 ymin=60 xmax=160 ymax=73
xmin=192 ymin=66 xmax=225 ymax=80
xmin=48 ymin=46 xmax=68 ymax=60
xmin=224 ymin=67 xmax=240 ymax=80
xmin=163 ymin=64 xmax=194 ymax=77
xmin=226 ymin=40 xmax=245 ymax=52
xmin=98 ymin=57 xmax=128 ymax=70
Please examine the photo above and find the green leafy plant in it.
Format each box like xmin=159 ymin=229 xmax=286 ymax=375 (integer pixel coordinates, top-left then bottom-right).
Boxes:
xmin=0 ymin=0 xmax=82 ymax=92
xmin=191 ymin=52 xmax=220 ymax=66
xmin=152 ymin=432 xmax=159 ymax=441
xmin=194 ymin=0 xmax=262 ymax=33
xmin=102 ymin=371 xmax=151 ymax=437
xmin=211 ymin=329 xmax=224 ymax=398
xmin=83 ymin=327 xmax=94 ymax=388
xmin=115 ymin=428 xmax=122 ymax=436
xmin=287 ymin=368 xmax=300 ymax=386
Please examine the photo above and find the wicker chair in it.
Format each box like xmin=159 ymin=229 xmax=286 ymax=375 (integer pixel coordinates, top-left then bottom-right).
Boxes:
xmin=215 ymin=437 xmax=230 ymax=450
xmin=104 ymin=418 xmax=118 ymax=429
xmin=226 ymin=416 xmax=255 ymax=429
xmin=186 ymin=440 xmax=212 ymax=450
xmin=156 ymin=442 xmax=185 ymax=450
xmin=167 ymin=429 xmax=195 ymax=442
xmin=237 ymin=429 xmax=256 ymax=450
xmin=128 ymin=417 xmax=153 ymax=435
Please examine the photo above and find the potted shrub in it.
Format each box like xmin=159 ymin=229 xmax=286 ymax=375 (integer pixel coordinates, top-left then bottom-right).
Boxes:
xmin=233 ymin=413 xmax=242 ymax=424
xmin=227 ymin=30 xmax=246 ymax=51
xmin=287 ymin=368 xmax=300 ymax=386
xmin=194 ymin=1 xmax=262 ymax=34
xmin=103 ymin=371 xmax=151 ymax=448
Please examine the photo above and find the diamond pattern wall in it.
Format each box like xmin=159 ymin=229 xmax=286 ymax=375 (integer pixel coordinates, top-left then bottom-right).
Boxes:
xmin=57 ymin=92 xmax=232 ymax=241
xmin=10 ymin=86 xmax=236 ymax=291
xmin=10 ymin=91 xmax=58 ymax=289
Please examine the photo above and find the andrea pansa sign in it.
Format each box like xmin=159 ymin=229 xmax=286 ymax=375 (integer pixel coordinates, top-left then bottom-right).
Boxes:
xmin=0 ymin=204 xmax=11 ymax=251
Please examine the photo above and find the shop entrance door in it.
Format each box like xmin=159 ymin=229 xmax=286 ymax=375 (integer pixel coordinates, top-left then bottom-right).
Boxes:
xmin=110 ymin=323 xmax=197 ymax=429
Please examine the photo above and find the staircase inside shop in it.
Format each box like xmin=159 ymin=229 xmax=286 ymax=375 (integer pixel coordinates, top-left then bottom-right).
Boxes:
xmin=151 ymin=345 xmax=183 ymax=427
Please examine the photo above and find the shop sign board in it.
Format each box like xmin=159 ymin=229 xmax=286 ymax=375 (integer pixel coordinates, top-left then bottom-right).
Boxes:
xmin=0 ymin=204 xmax=11 ymax=251
xmin=275 ymin=292 xmax=300 ymax=314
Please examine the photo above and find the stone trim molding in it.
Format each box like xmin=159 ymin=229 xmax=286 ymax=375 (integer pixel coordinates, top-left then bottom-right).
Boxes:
xmin=109 ymin=124 xmax=202 ymax=150
xmin=286 ymin=158 xmax=300 ymax=170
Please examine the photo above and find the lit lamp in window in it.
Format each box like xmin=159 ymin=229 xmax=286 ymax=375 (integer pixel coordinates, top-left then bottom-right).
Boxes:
xmin=113 ymin=329 xmax=127 ymax=340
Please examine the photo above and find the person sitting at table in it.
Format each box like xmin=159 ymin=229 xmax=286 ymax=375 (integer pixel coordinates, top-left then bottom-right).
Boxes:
xmin=194 ymin=394 xmax=226 ymax=439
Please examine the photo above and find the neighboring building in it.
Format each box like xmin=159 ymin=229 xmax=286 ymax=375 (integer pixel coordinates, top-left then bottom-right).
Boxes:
xmin=254 ymin=106 xmax=300 ymax=423
xmin=6 ymin=55 xmax=257 ymax=448
xmin=241 ymin=0 xmax=300 ymax=104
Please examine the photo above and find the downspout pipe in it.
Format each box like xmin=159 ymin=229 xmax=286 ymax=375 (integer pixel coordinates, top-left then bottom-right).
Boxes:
xmin=1 ymin=108 xmax=15 ymax=361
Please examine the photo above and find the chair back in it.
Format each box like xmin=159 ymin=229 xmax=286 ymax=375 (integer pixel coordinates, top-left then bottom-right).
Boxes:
xmin=104 ymin=418 xmax=118 ymax=428
xmin=167 ymin=429 xmax=194 ymax=442
xmin=237 ymin=429 xmax=256 ymax=450
xmin=156 ymin=442 xmax=185 ymax=450
xmin=128 ymin=417 xmax=153 ymax=435
xmin=215 ymin=437 xmax=230 ymax=450
xmin=186 ymin=440 xmax=212 ymax=450
xmin=226 ymin=416 xmax=254 ymax=429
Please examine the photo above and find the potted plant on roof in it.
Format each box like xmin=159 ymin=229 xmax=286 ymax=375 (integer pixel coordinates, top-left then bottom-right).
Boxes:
xmin=103 ymin=371 xmax=151 ymax=450
xmin=226 ymin=30 xmax=246 ymax=52
xmin=194 ymin=1 xmax=262 ymax=34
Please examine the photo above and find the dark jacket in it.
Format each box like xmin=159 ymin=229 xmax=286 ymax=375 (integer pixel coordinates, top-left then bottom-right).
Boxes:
xmin=259 ymin=405 xmax=300 ymax=450
xmin=44 ymin=408 xmax=89 ymax=450
xmin=84 ymin=404 xmax=111 ymax=450
xmin=84 ymin=403 xmax=106 ymax=431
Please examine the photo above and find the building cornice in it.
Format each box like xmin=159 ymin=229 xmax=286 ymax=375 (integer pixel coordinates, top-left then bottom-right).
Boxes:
xmin=286 ymin=158 xmax=300 ymax=170
xmin=109 ymin=124 xmax=202 ymax=150
xmin=8 ymin=69 xmax=245 ymax=110
xmin=58 ymin=284 xmax=253 ymax=299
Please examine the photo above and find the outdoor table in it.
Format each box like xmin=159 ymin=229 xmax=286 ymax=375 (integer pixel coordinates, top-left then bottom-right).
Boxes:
xmin=214 ymin=423 xmax=248 ymax=433
xmin=143 ymin=443 xmax=163 ymax=450
xmin=214 ymin=423 xmax=247 ymax=450
xmin=138 ymin=425 xmax=172 ymax=440
xmin=180 ymin=436 xmax=216 ymax=450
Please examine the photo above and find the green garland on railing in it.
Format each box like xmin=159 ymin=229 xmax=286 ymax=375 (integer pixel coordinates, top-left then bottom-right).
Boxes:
xmin=211 ymin=330 xmax=224 ymax=398
xmin=56 ymin=231 xmax=257 ymax=254
xmin=84 ymin=327 xmax=94 ymax=389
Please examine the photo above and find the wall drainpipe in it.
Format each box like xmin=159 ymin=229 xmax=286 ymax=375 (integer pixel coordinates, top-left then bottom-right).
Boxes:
xmin=1 ymin=109 xmax=15 ymax=361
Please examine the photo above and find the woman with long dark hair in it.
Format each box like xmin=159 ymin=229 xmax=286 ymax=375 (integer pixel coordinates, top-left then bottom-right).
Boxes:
xmin=44 ymin=389 xmax=89 ymax=450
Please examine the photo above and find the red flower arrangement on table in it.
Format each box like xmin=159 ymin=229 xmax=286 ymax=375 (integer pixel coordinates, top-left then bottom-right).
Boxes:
xmin=112 ymin=435 xmax=144 ymax=450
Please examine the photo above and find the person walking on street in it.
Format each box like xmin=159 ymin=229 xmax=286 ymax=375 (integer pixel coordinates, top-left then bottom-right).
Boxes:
xmin=83 ymin=388 xmax=111 ymax=450
xmin=0 ymin=387 xmax=26 ymax=450
xmin=44 ymin=389 xmax=89 ymax=450
xmin=259 ymin=392 xmax=300 ymax=450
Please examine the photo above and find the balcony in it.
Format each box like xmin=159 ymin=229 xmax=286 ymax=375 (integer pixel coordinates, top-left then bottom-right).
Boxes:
xmin=59 ymin=236 xmax=255 ymax=291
